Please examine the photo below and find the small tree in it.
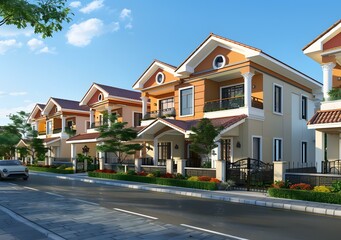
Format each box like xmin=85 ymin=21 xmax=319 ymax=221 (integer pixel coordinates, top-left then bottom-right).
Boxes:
xmin=0 ymin=0 xmax=72 ymax=38
xmin=96 ymin=113 xmax=142 ymax=164
xmin=189 ymin=118 xmax=222 ymax=167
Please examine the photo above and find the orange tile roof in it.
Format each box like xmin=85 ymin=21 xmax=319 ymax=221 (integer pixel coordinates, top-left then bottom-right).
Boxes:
xmin=308 ymin=109 xmax=341 ymax=125
xmin=67 ymin=132 xmax=101 ymax=142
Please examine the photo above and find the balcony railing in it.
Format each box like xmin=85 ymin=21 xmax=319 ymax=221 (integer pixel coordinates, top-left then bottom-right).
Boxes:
xmin=38 ymin=131 xmax=46 ymax=135
xmin=204 ymin=96 xmax=263 ymax=112
xmin=53 ymin=128 xmax=62 ymax=134
xmin=143 ymin=107 xmax=176 ymax=120
xmin=90 ymin=121 xmax=108 ymax=129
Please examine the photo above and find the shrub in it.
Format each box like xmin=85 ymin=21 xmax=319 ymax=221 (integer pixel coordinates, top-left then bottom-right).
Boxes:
xmin=28 ymin=166 xmax=74 ymax=174
xmin=64 ymin=167 xmax=74 ymax=171
xmin=161 ymin=173 xmax=174 ymax=178
xmin=152 ymin=170 xmax=161 ymax=177
xmin=126 ymin=170 xmax=136 ymax=175
xmin=146 ymin=173 xmax=155 ymax=178
xmin=56 ymin=164 xmax=67 ymax=170
xmin=331 ymin=180 xmax=341 ymax=193
xmin=271 ymin=180 xmax=290 ymax=189
xmin=187 ymin=176 xmax=199 ymax=181
xmin=289 ymin=183 xmax=312 ymax=190
xmin=268 ymin=188 xmax=341 ymax=204
xmin=209 ymin=178 xmax=221 ymax=183
xmin=218 ymin=180 xmax=235 ymax=191
xmin=174 ymin=173 xmax=185 ymax=180
xmin=95 ymin=169 xmax=116 ymax=174
xmin=198 ymin=176 xmax=211 ymax=182
xmin=313 ymin=185 xmax=331 ymax=193
xmin=136 ymin=171 xmax=148 ymax=176
xmin=88 ymin=172 xmax=217 ymax=190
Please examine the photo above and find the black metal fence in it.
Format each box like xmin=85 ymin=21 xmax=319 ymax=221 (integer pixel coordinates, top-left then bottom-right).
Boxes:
xmin=286 ymin=162 xmax=317 ymax=173
xmin=322 ymin=160 xmax=341 ymax=175
xmin=285 ymin=173 xmax=341 ymax=187
xmin=226 ymin=158 xmax=273 ymax=191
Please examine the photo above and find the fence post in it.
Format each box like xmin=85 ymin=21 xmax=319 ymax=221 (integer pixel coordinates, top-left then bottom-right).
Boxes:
xmin=72 ymin=158 xmax=77 ymax=173
xmin=166 ymin=159 xmax=174 ymax=174
xmin=135 ymin=158 xmax=142 ymax=172
xmin=176 ymin=158 xmax=186 ymax=176
xmin=215 ymin=159 xmax=226 ymax=182
xmin=273 ymin=161 xmax=287 ymax=182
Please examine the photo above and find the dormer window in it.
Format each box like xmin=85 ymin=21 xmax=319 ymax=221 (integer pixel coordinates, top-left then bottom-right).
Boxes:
xmin=156 ymin=72 xmax=165 ymax=85
xmin=55 ymin=107 xmax=58 ymax=113
xmin=98 ymin=93 xmax=103 ymax=101
xmin=213 ymin=55 xmax=225 ymax=69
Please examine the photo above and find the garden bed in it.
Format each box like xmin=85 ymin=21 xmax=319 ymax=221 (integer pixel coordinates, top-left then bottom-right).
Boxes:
xmin=88 ymin=171 xmax=219 ymax=190
xmin=28 ymin=166 xmax=74 ymax=174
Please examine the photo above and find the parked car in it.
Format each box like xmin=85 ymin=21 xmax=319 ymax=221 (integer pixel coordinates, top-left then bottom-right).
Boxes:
xmin=0 ymin=160 xmax=29 ymax=180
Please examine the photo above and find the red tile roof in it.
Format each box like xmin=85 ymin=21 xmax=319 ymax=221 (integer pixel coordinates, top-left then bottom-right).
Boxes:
xmin=308 ymin=110 xmax=341 ymax=125
xmin=67 ymin=132 xmax=101 ymax=142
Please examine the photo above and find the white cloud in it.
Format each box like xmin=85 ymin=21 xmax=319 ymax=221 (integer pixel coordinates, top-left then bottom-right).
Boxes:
xmin=109 ymin=22 xmax=120 ymax=32
xmin=70 ymin=1 xmax=82 ymax=8
xmin=0 ymin=103 xmax=36 ymax=126
xmin=80 ymin=0 xmax=104 ymax=14
xmin=0 ymin=26 xmax=33 ymax=37
xmin=27 ymin=38 xmax=44 ymax=51
xmin=120 ymin=8 xmax=132 ymax=20
xmin=0 ymin=39 xmax=22 ymax=54
xmin=125 ymin=23 xmax=133 ymax=29
xmin=9 ymin=92 xmax=28 ymax=96
xmin=66 ymin=18 xmax=104 ymax=47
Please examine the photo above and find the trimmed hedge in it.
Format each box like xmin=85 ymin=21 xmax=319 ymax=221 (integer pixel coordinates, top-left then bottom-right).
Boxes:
xmin=88 ymin=172 xmax=218 ymax=190
xmin=28 ymin=166 xmax=74 ymax=174
xmin=268 ymin=188 xmax=341 ymax=204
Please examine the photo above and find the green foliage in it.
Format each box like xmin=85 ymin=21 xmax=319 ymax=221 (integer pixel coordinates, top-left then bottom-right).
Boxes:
xmin=96 ymin=113 xmax=142 ymax=163
xmin=271 ymin=180 xmax=291 ymax=189
xmin=76 ymin=153 xmax=92 ymax=163
xmin=187 ymin=176 xmax=199 ymax=181
xmin=331 ymin=180 xmax=341 ymax=193
xmin=28 ymin=166 xmax=74 ymax=174
xmin=0 ymin=0 xmax=72 ymax=38
xmin=268 ymin=188 xmax=341 ymax=204
xmin=328 ymin=88 xmax=341 ymax=101
xmin=218 ymin=180 xmax=236 ymax=191
xmin=88 ymin=171 xmax=218 ymax=190
xmin=189 ymin=118 xmax=222 ymax=162
xmin=313 ymin=186 xmax=331 ymax=193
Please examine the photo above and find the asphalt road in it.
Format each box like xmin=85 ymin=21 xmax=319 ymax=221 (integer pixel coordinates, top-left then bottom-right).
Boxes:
xmin=7 ymin=175 xmax=341 ymax=240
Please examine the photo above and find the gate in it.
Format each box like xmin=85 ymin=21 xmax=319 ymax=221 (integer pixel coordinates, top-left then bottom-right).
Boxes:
xmin=226 ymin=158 xmax=273 ymax=191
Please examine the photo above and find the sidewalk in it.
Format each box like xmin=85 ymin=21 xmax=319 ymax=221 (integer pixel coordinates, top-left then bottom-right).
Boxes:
xmin=30 ymin=171 xmax=341 ymax=217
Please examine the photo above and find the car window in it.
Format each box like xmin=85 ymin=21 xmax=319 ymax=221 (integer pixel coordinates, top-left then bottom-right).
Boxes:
xmin=0 ymin=160 xmax=22 ymax=166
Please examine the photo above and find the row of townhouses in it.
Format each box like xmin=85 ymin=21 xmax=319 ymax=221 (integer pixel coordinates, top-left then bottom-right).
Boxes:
xmin=16 ymin=20 xmax=341 ymax=177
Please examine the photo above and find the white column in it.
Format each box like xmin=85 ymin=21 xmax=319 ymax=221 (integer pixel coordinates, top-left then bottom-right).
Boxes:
xmin=322 ymin=62 xmax=336 ymax=101
xmin=315 ymin=131 xmax=325 ymax=173
xmin=61 ymin=115 xmax=66 ymax=133
xmin=71 ymin=144 xmax=76 ymax=173
xmin=215 ymin=159 xmax=226 ymax=182
xmin=154 ymin=138 xmax=158 ymax=166
xmin=90 ymin=109 xmax=94 ymax=128
xmin=242 ymin=72 xmax=254 ymax=109
xmin=106 ymin=106 xmax=112 ymax=127
xmin=141 ymin=96 xmax=149 ymax=119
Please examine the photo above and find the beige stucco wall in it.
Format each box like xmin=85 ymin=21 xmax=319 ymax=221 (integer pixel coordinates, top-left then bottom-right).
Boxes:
xmin=121 ymin=105 xmax=142 ymax=127
xmin=327 ymin=133 xmax=339 ymax=161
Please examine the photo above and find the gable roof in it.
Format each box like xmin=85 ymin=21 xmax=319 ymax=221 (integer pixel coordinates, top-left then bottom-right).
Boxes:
xmin=43 ymin=97 xmax=89 ymax=115
xmin=132 ymin=60 xmax=177 ymax=90
xmin=80 ymin=82 xmax=141 ymax=106
xmin=28 ymin=103 xmax=46 ymax=122
xmin=175 ymin=33 xmax=321 ymax=89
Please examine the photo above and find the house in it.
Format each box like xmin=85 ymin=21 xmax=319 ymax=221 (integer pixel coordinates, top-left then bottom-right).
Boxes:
xmin=18 ymin=98 xmax=89 ymax=164
xmin=134 ymin=33 xmax=322 ymax=169
xmin=66 ymin=83 xmax=143 ymax=169
xmin=305 ymin=19 xmax=341 ymax=173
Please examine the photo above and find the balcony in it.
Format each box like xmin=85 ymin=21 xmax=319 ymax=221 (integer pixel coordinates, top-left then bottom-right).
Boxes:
xmin=90 ymin=121 xmax=108 ymax=129
xmin=204 ymin=96 xmax=263 ymax=112
xmin=143 ymin=107 xmax=176 ymax=120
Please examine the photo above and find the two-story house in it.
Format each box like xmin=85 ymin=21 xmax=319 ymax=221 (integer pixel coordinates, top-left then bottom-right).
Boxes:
xmin=19 ymin=98 xmax=89 ymax=164
xmin=134 ymin=33 xmax=322 ymax=168
xmin=305 ymin=19 xmax=341 ymax=173
xmin=66 ymin=83 xmax=144 ymax=169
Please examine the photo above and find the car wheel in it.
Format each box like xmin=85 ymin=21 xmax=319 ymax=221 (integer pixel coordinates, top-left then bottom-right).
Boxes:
xmin=23 ymin=177 xmax=28 ymax=181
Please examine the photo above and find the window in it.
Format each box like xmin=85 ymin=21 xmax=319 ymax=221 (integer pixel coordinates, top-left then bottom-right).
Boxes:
xmin=155 ymin=72 xmax=164 ymax=85
xmin=252 ymin=136 xmax=262 ymax=160
xmin=302 ymin=142 xmax=307 ymax=163
xmin=273 ymin=84 xmax=282 ymax=114
xmin=98 ymin=93 xmax=103 ymax=101
xmin=213 ymin=55 xmax=226 ymax=69
xmin=133 ymin=112 xmax=142 ymax=127
xmin=159 ymin=98 xmax=174 ymax=111
xmin=273 ymin=138 xmax=282 ymax=161
xmin=301 ymin=96 xmax=307 ymax=120
xmin=46 ymin=121 xmax=52 ymax=134
xmin=221 ymin=84 xmax=244 ymax=109
xmin=179 ymin=87 xmax=193 ymax=116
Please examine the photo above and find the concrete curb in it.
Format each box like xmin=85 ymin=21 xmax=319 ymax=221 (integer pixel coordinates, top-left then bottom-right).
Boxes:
xmin=30 ymin=172 xmax=341 ymax=218
xmin=0 ymin=204 xmax=65 ymax=240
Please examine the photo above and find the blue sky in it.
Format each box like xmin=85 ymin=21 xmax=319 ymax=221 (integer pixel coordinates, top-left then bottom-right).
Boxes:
xmin=0 ymin=0 xmax=340 ymax=125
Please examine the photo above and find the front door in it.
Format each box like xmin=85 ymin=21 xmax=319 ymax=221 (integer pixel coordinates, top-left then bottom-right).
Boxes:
xmin=158 ymin=142 xmax=171 ymax=166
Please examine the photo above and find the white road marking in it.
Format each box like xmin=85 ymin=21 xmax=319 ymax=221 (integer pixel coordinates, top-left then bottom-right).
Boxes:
xmin=114 ymin=208 xmax=158 ymax=220
xmin=45 ymin=192 xmax=64 ymax=198
xmin=73 ymin=198 xmax=99 ymax=206
xmin=23 ymin=187 xmax=39 ymax=191
xmin=181 ymin=224 xmax=249 ymax=240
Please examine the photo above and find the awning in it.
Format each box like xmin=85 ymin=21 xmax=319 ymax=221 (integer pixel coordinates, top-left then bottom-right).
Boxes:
xmin=308 ymin=109 xmax=341 ymax=130
xmin=66 ymin=132 xmax=101 ymax=144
